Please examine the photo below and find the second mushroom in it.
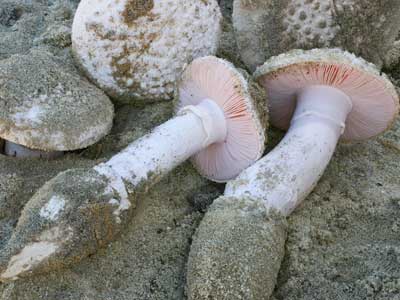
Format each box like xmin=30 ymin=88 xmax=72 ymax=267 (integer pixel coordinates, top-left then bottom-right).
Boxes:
xmin=187 ymin=48 xmax=399 ymax=299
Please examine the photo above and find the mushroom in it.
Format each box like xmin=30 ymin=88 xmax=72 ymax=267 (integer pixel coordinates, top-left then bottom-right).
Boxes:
xmin=0 ymin=56 xmax=267 ymax=281
xmin=0 ymin=49 xmax=114 ymax=158
xmin=72 ymin=0 xmax=222 ymax=103
xmin=186 ymin=48 xmax=399 ymax=299
xmin=233 ymin=0 xmax=400 ymax=71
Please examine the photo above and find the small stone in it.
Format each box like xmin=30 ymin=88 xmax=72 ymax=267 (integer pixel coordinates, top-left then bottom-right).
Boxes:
xmin=0 ymin=49 xmax=114 ymax=151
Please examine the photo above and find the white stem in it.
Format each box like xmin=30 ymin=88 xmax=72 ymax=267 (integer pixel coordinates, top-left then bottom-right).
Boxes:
xmin=94 ymin=99 xmax=227 ymax=214
xmin=4 ymin=141 xmax=64 ymax=159
xmin=225 ymin=85 xmax=353 ymax=216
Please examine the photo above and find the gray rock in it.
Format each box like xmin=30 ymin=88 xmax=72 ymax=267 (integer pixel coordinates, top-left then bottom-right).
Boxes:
xmin=0 ymin=49 xmax=114 ymax=151
xmin=0 ymin=0 xmax=76 ymax=60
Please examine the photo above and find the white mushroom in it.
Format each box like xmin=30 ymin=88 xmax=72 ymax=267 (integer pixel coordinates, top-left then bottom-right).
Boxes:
xmin=0 ymin=56 xmax=267 ymax=281
xmin=187 ymin=48 xmax=399 ymax=299
xmin=230 ymin=48 xmax=399 ymax=213
xmin=72 ymin=0 xmax=222 ymax=102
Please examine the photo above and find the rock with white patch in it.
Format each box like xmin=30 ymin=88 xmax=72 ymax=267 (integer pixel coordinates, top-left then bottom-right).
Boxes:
xmin=72 ymin=0 xmax=222 ymax=103
xmin=0 ymin=168 xmax=129 ymax=282
xmin=233 ymin=0 xmax=400 ymax=71
xmin=39 ymin=196 xmax=66 ymax=221
xmin=0 ymin=48 xmax=114 ymax=153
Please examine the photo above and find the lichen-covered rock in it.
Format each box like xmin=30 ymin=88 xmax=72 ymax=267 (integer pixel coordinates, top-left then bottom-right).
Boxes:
xmin=233 ymin=0 xmax=400 ymax=71
xmin=187 ymin=196 xmax=287 ymax=300
xmin=0 ymin=49 xmax=114 ymax=151
xmin=72 ymin=0 xmax=222 ymax=103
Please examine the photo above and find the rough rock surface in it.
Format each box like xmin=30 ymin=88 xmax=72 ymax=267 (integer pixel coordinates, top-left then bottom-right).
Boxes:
xmin=0 ymin=0 xmax=77 ymax=60
xmin=0 ymin=48 xmax=114 ymax=151
xmin=233 ymin=0 xmax=400 ymax=71
xmin=0 ymin=0 xmax=399 ymax=299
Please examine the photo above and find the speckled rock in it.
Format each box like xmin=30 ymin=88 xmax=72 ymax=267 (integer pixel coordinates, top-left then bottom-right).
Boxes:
xmin=233 ymin=0 xmax=400 ymax=71
xmin=0 ymin=0 xmax=77 ymax=60
xmin=0 ymin=0 xmax=44 ymax=59
xmin=187 ymin=196 xmax=287 ymax=300
xmin=72 ymin=0 xmax=222 ymax=103
xmin=0 ymin=48 xmax=114 ymax=151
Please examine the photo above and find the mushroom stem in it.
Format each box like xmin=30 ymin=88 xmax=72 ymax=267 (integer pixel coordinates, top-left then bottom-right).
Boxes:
xmin=94 ymin=98 xmax=227 ymax=190
xmin=3 ymin=141 xmax=64 ymax=159
xmin=225 ymin=85 xmax=353 ymax=215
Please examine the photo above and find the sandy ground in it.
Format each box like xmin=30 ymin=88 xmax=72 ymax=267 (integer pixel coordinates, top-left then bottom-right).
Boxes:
xmin=0 ymin=0 xmax=399 ymax=299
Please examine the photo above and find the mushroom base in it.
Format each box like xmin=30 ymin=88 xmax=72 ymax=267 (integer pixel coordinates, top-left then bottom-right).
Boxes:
xmin=4 ymin=141 xmax=64 ymax=159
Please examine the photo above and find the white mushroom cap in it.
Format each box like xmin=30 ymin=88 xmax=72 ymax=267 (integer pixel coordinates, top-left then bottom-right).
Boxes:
xmin=177 ymin=56 xmax=267 ymax=182
xmin=254 ymin=48 xmax=400 ymax=142
xmin=233 ymin=0 xmax=400 ymax=71
xmin=72 ymin=0 xmax=222 ymax=103
xmin=0 ymin=50 xmax=114 ymax=151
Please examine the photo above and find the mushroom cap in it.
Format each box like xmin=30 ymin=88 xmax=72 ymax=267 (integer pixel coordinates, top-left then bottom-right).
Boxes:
xmin=177 ymin=56 xmax=267 ymax=182
xmin=254 ymin=48 xmax=400 ymax=142
xmin=233 ymin=0 xmax=400 ymax=71
xmin=0 ymin=49 xmax=114 ymax=151
xmin=72 ymin=0 xmax=222 ymax=103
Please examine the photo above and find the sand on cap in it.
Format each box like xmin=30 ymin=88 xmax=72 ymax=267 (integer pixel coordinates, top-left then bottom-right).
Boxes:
xmin=177 ymin=56 xmax=266 ymax=182
xmin=0 ymin=49 xmax=114 ymax=151
xmin=72 ymin=0 xmax=222 ymax=103
xmin=254 ymin=48 xmax=400 ymax=142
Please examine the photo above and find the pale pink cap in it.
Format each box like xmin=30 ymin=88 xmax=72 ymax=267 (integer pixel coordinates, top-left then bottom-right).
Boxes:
xmin=254 ymin=48 xmax=399 ymax=142
xmin=177 ymin=56 xmax=266 ymax=182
